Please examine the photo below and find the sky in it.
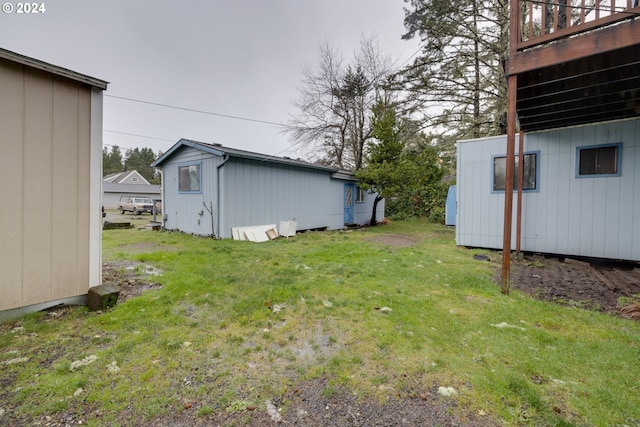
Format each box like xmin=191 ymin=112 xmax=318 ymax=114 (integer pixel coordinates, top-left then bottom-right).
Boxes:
xmin=0 ymin=0 xmax=421 ymax=159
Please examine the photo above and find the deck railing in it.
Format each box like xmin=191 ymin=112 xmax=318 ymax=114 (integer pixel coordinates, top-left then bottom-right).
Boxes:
xmin=518 ymin=0 xmax=640 ymax=48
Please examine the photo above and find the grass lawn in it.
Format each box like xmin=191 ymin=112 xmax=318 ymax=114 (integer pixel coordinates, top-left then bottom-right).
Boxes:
xmin=1 ymin=219 xmax=639 ymax=425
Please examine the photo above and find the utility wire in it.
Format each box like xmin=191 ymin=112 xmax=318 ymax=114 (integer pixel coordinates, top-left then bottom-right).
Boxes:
xmin=104 ymin=129 xmax=176 ymax=143
xmin=105 ymin=94 xmax=286 ymax=127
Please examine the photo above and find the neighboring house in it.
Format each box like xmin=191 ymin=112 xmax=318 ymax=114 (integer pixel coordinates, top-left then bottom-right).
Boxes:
xmin=104 ymin=170 xmax=150 ymax=185
xmin=0 ymin=48 xmax=107 ymax=320
xmin=152 ymin=139 xmax=384 ymax=238
xmin=102 ymin=170 xmax=161 ymax=209
xmin=456 ymin=117 xmax=640 ymax=261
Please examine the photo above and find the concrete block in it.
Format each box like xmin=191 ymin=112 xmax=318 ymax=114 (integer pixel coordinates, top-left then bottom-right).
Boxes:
xmin=87 ymin=284 xmax=120 ymax=311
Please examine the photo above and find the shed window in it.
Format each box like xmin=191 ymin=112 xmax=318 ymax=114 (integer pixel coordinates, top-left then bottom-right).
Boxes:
xmin=179 ymin=164 xmax=201 ymax=192
xmin=493 ymin=152 xmax=538 ymax=192
xmin=356 ymin=187 xmax=365 ymax=203
xmin=577 ymin=144 xmax=621 ymax=177
xmin=132 ymin=177 xmax=138 ymax=182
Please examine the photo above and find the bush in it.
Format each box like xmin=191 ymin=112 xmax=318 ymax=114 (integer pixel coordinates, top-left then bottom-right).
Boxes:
xmin=386 ymin=181 xmax=452 ymax=224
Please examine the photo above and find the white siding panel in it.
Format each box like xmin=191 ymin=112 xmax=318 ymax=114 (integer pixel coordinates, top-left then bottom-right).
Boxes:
xmin=542 ymin=131 xmax=559 ymax=253
xmin=633 ymin=131 xmax=640 ymax=259
xmin=555 ymin=136 xmax=572 ymax=255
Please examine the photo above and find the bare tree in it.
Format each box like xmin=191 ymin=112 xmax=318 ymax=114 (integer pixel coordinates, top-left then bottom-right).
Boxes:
xmin=285 ymin=37 xmax=394 ymax=171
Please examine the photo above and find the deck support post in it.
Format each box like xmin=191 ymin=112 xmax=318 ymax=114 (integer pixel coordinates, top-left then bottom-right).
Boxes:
xmin=502 ymin=74 xmax=517 ymax=295
xmin=502 ymin=0 xmax=522 ymax=295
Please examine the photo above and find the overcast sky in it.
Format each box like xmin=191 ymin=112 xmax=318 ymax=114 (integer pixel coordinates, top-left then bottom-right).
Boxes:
xmin=0 ymin=1 xmax=420 ymax=158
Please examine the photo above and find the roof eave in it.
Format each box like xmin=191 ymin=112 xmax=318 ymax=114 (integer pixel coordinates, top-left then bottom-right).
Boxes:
xmin=0 ymin=48 xmax=108 ymax=90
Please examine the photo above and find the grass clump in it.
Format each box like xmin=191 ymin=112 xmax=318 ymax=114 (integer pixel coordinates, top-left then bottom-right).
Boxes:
xmin=0 ymin=219 xmax=638 ymax=425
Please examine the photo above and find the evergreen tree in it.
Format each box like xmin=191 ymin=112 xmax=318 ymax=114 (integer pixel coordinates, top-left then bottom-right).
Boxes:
xmin=102 ymin=145 xmax=124 ymax=176
xmin=398 ymin=0 xmax=509 ymax=140
xmin=124 ymin=147 xmax=160 ymax=184
xmin=356 ymin=100 xmax=445 ymax=224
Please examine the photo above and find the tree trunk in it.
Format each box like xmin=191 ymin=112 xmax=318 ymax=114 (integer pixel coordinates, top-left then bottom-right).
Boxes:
xmin=369 ymin=195 xmax=383 ymax=226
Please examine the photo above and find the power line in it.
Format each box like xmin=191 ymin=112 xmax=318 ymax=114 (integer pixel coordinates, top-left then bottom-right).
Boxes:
xmin=104 ymin=94 xmax=286 ymax=127
xmin=396 ymin=44 xmax=424 ymax=69
xmin=104 ymin=129 xmax=176 ymax=143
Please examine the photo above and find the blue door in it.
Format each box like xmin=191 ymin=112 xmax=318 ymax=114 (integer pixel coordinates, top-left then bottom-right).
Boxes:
xmin=344 ymin=183 xmax=355 ymax=224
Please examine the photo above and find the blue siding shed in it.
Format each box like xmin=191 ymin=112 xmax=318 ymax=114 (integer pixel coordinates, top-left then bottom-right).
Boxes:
xmin=152 ymin=139 xmax=384 ymax=238
xmin=456 ymin=117 xmax=640 ymax=261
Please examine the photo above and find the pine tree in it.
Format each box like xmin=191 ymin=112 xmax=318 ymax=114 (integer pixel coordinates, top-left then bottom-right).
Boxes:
xmin=124 ymin=147 xmax=160 ymax=184
xmin=398 ymin=0 xmax=509 ymax=140
xmin=103 ymin=145 xmax=124 ymax=176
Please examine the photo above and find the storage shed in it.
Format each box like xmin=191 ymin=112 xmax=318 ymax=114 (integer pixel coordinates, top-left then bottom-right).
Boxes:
xmin=0 ymin=48 xmax=107 ymax=320
xmin=152 ymin=139 xmax=384 ymax=238
xmin=456 ymin=117 xmax=640 ymax=261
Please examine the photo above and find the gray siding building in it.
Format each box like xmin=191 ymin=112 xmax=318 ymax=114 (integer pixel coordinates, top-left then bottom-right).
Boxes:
xmin=103 ymin=170 xmax=161 ymax=209
xmin=153 ymin=139 xmax=384 ymax=238
xmin=456 ymin=117 xmax=640 ymax=261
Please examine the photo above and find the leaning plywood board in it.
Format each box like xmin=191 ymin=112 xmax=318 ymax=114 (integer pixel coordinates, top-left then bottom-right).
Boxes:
xmin=231 ymin=224 xmax=278 ymax=242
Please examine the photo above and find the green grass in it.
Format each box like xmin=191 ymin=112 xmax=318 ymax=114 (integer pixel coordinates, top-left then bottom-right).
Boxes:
xmin=1 ymin=219 xmax=639 ymax=426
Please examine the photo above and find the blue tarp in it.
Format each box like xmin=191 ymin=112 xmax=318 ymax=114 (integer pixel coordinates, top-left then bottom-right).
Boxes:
xmin=445 ymin=185 xmax=456 ymax=226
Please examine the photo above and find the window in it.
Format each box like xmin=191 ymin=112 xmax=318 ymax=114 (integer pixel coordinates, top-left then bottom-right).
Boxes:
xmin=132 ymin=177 xmax=138 ymax=182
xmin=493 ymin=152 xmax=538 ymax=192
xmin=356 ymin=186 xmax=365 ymax=203
xmin=178 ymin=163 xmax=201 ymax=192
xmin=577 ymin=144 xmax=621 ymax=177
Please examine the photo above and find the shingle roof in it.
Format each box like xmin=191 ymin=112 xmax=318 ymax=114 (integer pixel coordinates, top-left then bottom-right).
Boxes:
xmin=153 ymin=138 xmax=341 ymax=173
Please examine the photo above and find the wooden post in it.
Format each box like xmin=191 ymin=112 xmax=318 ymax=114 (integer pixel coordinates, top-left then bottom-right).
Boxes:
xmin=502 ymin=0 xmax=521 ymax=294
xmin=502 ymin=75 xmax=517 ymax=295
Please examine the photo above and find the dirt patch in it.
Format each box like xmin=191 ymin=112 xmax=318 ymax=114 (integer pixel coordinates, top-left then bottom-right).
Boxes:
xmin=122 ymin=379 xmax=496 ymax=427
xmin=505 ymin=254 xmax=640 ymax=316
xmin=102 ymin=261 xmax=163 ymax=303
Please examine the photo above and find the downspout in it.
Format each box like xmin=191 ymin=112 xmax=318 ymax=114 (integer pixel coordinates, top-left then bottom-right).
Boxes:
xmin=216 ymin=155 xmax=230 ymax=238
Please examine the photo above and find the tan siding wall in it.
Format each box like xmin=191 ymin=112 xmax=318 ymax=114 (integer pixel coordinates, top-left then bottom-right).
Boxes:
xmin=0 ymin=60 xmax=25 ymax=309
xmin=0 ymin=59 xmax=93 ymax=311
